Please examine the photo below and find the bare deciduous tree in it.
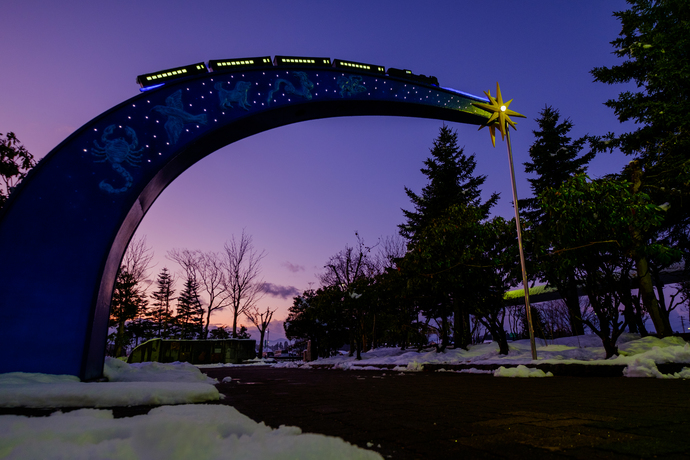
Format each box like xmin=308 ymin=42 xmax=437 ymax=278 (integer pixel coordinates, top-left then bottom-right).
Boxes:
xmin=108 ymin=236 xmax=153 ymax=356
xmin=122 ymin=235 xmax=154 ymax=289
xmin=374 ymin=234 xmax=406 ymax=272
xmin=223 ymin=230 xmax=267 ymax=338
xmin=167 ymin=248 xmax=231 ymax=339
xmin=320 ymin=233 xmax=377 ymax=288
xmin=245 ymin=305 xmax=276 ymax=358
xmin=320 ymin=233 xmax=378 ymax=360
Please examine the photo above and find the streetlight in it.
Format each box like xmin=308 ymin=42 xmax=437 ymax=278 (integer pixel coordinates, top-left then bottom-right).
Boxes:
xmin=472 ymin=83 xmax=537 ymax=360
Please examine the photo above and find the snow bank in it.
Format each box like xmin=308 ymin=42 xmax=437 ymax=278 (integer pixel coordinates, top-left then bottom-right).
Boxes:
xmin=0 ymin=358 xmax=382 ymax=459
xmin=303 ymin=334 xmax=690 ymax=379
xmin=0 ymin=405 xmax=383 ymax=460
xmin=494 ymin=365 xmax=553 ymax=378
xmin=0 ymin=357 xmax=219 ymax=408
xmin=435 ymin=368 xmax=493 ymax=374
xmin=105 ymin=357 xmax=218 ymax=384
xmin=273 ymin=361 xmax=302 ymax=369
xmin=623 ymin=343 xmax=690 ymax=378
xmin=197 ymin=358 xmax=276 ymax=368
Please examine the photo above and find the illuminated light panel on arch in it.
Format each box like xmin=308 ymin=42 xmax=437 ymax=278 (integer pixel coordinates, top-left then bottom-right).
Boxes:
xmin=208 ymin=57 xmax=272 ymax=71
xmin=273 ymin=55 xmax=332 ymax=67
xmin=333 ymin=59 xmax=385 ymax=74
xmin=136 ymin=62 xmax=208 ymax=88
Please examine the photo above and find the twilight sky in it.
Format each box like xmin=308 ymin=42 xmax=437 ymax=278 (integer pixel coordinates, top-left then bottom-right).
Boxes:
xmin=1 ymin=0 xmax=635 ymax=339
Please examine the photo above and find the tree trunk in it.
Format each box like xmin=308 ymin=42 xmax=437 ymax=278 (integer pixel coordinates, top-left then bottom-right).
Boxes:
xmin=452 ymin=299 xmax=461 ymax=348
xmin=601 ymin=335 xmax=619 ymax=359
xmin=619 ymin=271 xmax=639 ymax=334
xmin=452 ymin=297 xmax=472 ymax=349
xmin=203 ymin=310 xmax=211 ymax=340
xmin=563 ymin=281 xmax=584 ymax=336
xmin=635 ymin=255 xmax=672 ymax=335
xmin=633 ymin=296 xmax=649 ymax=336
xmin=436 ymin=315 xmax=449 ymax=353
xmin=232 ymin=311 xmax=238 ymax=338
xmin=622 ymin=302 xmax=639 ymax=334
xmin=495 ymin=328 xmax=509 ymax=355
xmin=653 ymin=269 xmax=669 ymax=318
xmin=371 ymin=314 xmax=376 ymax=351
xmin=629 ymin=161 xmax=672 ymax=336
xmin=114 ymin=319 xmax=126 ymax=357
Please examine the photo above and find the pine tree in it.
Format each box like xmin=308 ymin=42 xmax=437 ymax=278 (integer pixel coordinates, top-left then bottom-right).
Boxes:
xmin=175 ymin=274 xmax=204 ymax=339
xmin=399 ymin=125 xmax=499 ymax=349
xmin=148 ymin=267 xmax=176 ymax=338
xmin=521 ymin=106 xmax=594 ymax=336
xmin=521 ymin=106 xmax=593 ymax=224
xmin=399 ymin=125 xmax=498 ymax=242
xmin=1 ymin=132 xmax=36 ymax=209
xmin=590 ymin=0 xmax=690 ymax=336
xmin=109 ymin=269 xmax=148 ymax=357
xmin=590 ymin=0 xmax=690 ymax=170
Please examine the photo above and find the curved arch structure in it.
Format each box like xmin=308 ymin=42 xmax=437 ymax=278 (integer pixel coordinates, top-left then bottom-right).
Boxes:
xmin=0 ymin=63 xmax=489 ymax=379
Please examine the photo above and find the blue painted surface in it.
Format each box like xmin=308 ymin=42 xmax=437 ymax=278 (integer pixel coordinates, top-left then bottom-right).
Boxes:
xmin=0 ymin=65 xmax=489 ymax=380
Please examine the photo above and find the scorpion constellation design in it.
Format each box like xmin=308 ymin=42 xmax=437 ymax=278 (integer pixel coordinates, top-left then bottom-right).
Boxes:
xmin=91 ymin=125 xmax=143 ymax=194
xmin=337 ymin=75 xmax=367 ymax=98
xmin=267 ymin=71 xmax=314 ymax=105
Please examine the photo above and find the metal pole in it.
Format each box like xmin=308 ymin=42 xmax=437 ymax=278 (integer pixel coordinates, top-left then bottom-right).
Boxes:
xmin=505 ymin=129 xmax=537 ymax=360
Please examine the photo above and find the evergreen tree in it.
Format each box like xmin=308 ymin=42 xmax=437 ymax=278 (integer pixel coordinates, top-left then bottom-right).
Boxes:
xmin=399 ymin=125 xmax=498 ymax=242
xmin=0 ymin=132 xmax=36 ymax=209
xmin=148 ymin=267 xmax=176 ymax=338
xmin=175 ymin=274 xmax=204 ymax=339
xmin=403 ymin=204 xmax=515 ymax=354
xmin=590 ymin=0 xmax=690 ymax=336
xmin=109 ymin=269 xmax=148 ymax=357
xmin=235 ymin=325 xmax=251 ymax=339
xmin=208 ymin=325 xmax=231 ymax=339
xmin=521 ymin=106 xmax=595 ymax=336
xmin=399 ymin=125 xmax=498 ymax=348
xmin=521 ymin=106 xmax=593 ymax=224
xmin=591 ymin=0 xmax=690 ymax=169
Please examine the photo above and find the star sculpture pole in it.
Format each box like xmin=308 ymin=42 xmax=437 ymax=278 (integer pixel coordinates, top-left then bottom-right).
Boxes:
xmin=472 ymin=83 xmax=537 ymax=361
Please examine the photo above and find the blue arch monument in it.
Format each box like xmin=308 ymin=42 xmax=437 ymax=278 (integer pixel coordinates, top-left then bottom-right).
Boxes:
xmin=0 ymin=57 xmax=490 ymax=380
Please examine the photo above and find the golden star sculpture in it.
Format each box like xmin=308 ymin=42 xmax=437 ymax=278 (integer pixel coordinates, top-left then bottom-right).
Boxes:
xmin=472 ymin=82 xmax=526 ymax=147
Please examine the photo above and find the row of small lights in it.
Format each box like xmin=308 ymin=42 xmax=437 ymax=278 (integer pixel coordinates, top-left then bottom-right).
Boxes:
xmin=144 ymin=64 xmax=206 ymax=82
xmin=277 ymin=58 xmax=331 ymax=65
xmin=214 ymin=58 xmax=271 ymax=67
xmin=337 ymin=62 xmax=385 ymax=73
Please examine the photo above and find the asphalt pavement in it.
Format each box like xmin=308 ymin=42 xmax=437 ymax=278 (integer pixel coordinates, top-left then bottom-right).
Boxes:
xmin=202 ymin=366 xmax=690 ymax=460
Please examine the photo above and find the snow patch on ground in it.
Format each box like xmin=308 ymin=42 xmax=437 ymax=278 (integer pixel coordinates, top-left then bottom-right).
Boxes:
xmin=196 ymin=358 xmax=276 ymax=368
xmin=494 ymin=365 xmax=553 ymax=378
xmin=273 ymin=361 xmax=302 ymax=369
xmin=305 ymin=334 xmax=690 ymax=379
xmin=0 ymin=358 xmax=219 ymax=408
xmin=0 ymin=405 xmax=383 ymax=460
xmin=105 ymin=357 xmax=218 ymax=384
xmin=0 ymin=358 xmax=382 ymax=459
xmin=435 ymin=368 xmax=493 ymax=375
xmin=623 ymin=343 xmax=690 ymax=378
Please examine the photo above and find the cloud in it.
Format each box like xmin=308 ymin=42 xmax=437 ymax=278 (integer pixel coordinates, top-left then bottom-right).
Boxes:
xmin=262 ymin=283 xmax=300 ymax=299
xmin=282 ymin=261 xmax=305 ymax=273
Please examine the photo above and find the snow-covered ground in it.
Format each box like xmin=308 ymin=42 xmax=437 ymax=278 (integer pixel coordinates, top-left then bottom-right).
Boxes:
xmin=0 ymin=358 xmax=382 ymax=459
xmin=287 ymin=333 xmax=690 ymax=379
xmin=1 ymin=334 xmax=689 ymax=459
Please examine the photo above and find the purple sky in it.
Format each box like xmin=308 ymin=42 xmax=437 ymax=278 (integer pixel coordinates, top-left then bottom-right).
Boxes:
xmin=2 ymin=0 xmax=636 ymax=339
